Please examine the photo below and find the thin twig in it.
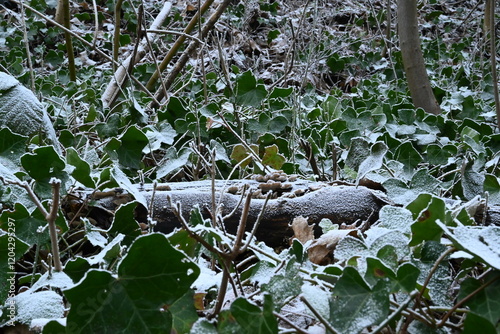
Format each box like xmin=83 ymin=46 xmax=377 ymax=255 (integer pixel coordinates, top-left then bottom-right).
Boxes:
xmin=300 ymin=295 xmax=338 ymax=334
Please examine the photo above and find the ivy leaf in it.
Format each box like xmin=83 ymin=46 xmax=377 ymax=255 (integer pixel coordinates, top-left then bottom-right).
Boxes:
xmin=107 ymin=201 xmax=142 ymax=246
xmin=408 ymin=194 xmax=447 ymax=246
xmin=20 ymin=145 xmax=69 ymax=197
xmin=0 ymin=233 xmax=29 ymax=301
xmin=156 ymin=147 xmax=192 ymax=179
xmin=64 ymin=234 xmax=200 ymax=333
xmin=230 ymin=144 xmax=258 ymax=168
xmin=234 ymin=70 xmax=268 ymax=107
xmin=114 ymin=125 xmax=149 ymax=170
xmin=393 ymin=141 xmax=423 ymax=177
xmin=170 ymin=290 xmax=199 ymax=334
xmin=437 ymin=223 xmax=500 ymax=270
xmin=357 ymin=141 xmax=388 ymax=184
xmin=484 ymin=174 xmax=500 ymax=205
xmin=229 ymin=294 xmax=278 ymax=334
xmin=0 ymin=127 xmax=27 ymax=171
xmin=330 ymin=267 xmax=390 ymax=333
xmin=262 ymin=260 xmax=302 ymax=310
xmin=262 ymin=144 xmax=285 ymax=169
xmin=458 ymin=272 xmax=500 ymax=328
xmin=66 ymin=147 xmax=95 ymax=188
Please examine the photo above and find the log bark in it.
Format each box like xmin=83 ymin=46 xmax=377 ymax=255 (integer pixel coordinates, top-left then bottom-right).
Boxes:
xmin=68 ymin=180 xmax=391 ymax=247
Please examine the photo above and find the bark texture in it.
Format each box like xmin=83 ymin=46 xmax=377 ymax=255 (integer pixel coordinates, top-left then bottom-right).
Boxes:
xmin=397 ymin=0 xmax=441 ymax=114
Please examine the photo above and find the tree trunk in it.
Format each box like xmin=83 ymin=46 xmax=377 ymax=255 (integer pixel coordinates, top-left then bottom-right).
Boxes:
xmin=397 ymin=0 xmax=440 ymax=114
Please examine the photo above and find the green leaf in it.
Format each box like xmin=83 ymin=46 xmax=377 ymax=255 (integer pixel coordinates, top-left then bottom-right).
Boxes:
xmin=21 ymin=145 xmax=65 ymax=180
xmin=96 ymin=114 xmax=121 ymax=138
xmin=384 ymin=169 xmax=441 ymax=205
xmin=458 ymin=272 xmax=500 ymax=327
xmin=171 ymin=290 xmax=199 ymax=334
xmin=110 ymin=165 xmax=148 ymax=208
xmin=107 ymin=201 xmax=142 ymax=245
xmin=114 ymin=125 xmax=149 ymax=169
xmin=393 ymin=141 xmax=423 ymax=176
xmin=396 ymin=263 xmax=420 ymax=293
xmin=0 ymin=203 xmax=50 ymax=245
xmin=463 ymin=312 xmax=496 ymax=334
xmin=230 ymin=144 xmax=258 ymax=168
xmin=345 ymin=137 xmax=370 ymax=171
xmin=425 ymin=144 xmax=457 ymax=165
xmin=0 ymin=127 xmax=27 ymax=171
xmin=357 ymin=141 xmax=388 ymax=184
xmin=377 ymin=205 xmax=413 ymax=234
xmin=462 ymin=160 xmax=485 ymax=200
xmin=234 ymin=70 xmax=268 ymax=107
xmin=408 ymin=194 xmax=447 ymax=245
xmin=144 ymin=122 xmax=176 ymax=153
xmin=66 ymin=147 xmax=95 ymax=188
xmin=65 ymin=234 xmax=200 ymax=333
xmin=0 ymin=233 xmax=29 ymax=301
xmin=330 ymin=267 xmax=390 ymax=333
xmin=230 ymin=295 xmax=278 ymax=334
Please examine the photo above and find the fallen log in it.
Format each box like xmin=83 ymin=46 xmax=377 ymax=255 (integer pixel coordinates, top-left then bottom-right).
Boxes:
xmin=66 ymin=177 xmax=391 ymax=247
xmin=64 ymin=173 xmax=500 ymax=247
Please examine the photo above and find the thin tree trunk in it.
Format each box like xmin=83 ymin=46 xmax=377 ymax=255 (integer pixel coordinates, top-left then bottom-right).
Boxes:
xmin=397 ymin=0 xmax=440 ymax=114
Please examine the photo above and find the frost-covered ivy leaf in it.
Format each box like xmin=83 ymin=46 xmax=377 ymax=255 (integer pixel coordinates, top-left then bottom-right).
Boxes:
xmin=229 ymin=295 xmax=278 ymax=334
xmin=21 ymin=145 xmax=69 ymax=197
xmin=345 ymin=137 xmax=370 ymax=171
xmin=157 ymin=147 xmax=192 ymax=179
xmin=393 ymin=141 xmax=423 ymax=177
xmin=0 ymin=127 xmax=27 ymax=171
xmin=262 ymin=259 xmax=302 ymax=310
xmin=0 ymin=203 xmax=50 ymax=245
xmin=462 ymin=161 xmax=485 ymax=200
xmin=210 ymin=139 xmax=231 ymax=163
xmin=65 ymin=234 xmax=200 ymax=333
xmin=110 ymin=165 xmax=148 ymax=208
xmin=484 ymin=174 xmax=500 ymax=205
xmin=143 ymin=122 xmax=176 ymax=153
xmin=86 ymin=233 xmax=124 ymax=266
xmin=377 ymin=206 xmax=413 ymax=234
xmin=6 ymin=290 xmax=65 ymax=326
xmin=0 ymin=72 xmax=59 ymax=151
xmin=356 ymin=141 xmax=388 ymax=184
xmin=114 ymin=125 xmax=149 ymax=170
xmin=384 ymin=170 xmax=441 ymax=205
xmin=330 ymin=267 xmax=390 ymax=333
xmin=426 ymin=144 xmax=457 ymax=165
xmin=234 ymin=70 xmax=268 ymax=107
xmin=414 ymin=241 xmax=453 ymax=307
xmin=437 ymin=223 xmax=500 ymax=270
